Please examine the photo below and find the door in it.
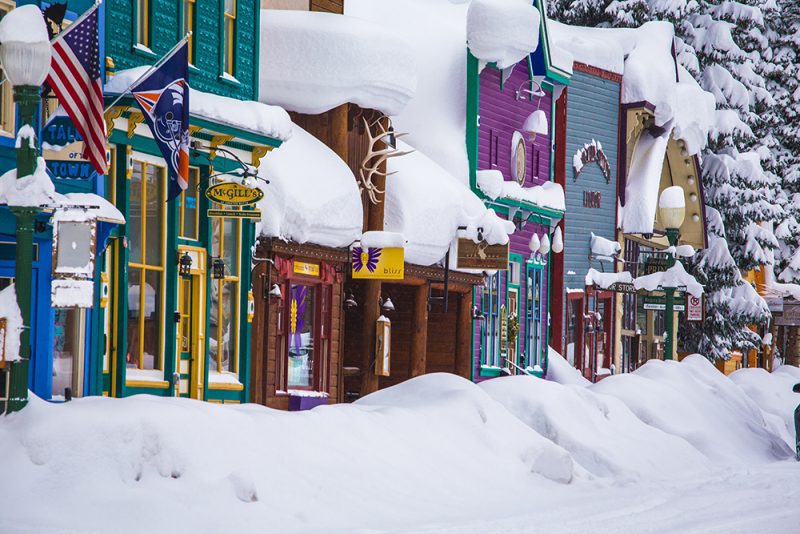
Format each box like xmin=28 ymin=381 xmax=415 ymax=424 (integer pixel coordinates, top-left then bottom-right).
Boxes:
xmin=506 ymin=254 xmax=522 ymax=373
xmin=527 ymin=265 xmax=544 ymax=370
xmin=176 ymin=246 xmax=206 ymax=399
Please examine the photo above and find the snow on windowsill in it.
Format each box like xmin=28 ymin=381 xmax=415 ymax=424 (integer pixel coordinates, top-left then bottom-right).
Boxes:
xmin=476 ymin=170 xmax=565 ymax=212
xmin=208 ymin=372 xmax=242 ymax=386
xmin=126 ymin=368 xmax=165 ymax=382
xmin=132 ymin=43 xmax=155 ymax=56
xmin=276 ymin=390 xmax=330 ymax=398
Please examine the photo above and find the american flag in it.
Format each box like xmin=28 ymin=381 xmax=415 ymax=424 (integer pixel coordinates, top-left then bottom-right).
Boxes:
xmin=46 ymin=5 xmax=106 ymax=175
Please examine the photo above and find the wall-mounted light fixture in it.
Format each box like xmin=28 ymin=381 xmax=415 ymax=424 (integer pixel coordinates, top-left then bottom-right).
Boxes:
xmin=380 ymin=296 xmax=395 ymax=313
xmin=344 ymin=290 xmax=358 ymax=310
xmin=269 ymin=283 xmax=283 ymax=300
xmin=178 ymin=251 xmax=193 ymax=278
xmin=212 ymin=257 xmax=226 ymax=280
xmin=515 ymin=79 xmax=545 ymax=101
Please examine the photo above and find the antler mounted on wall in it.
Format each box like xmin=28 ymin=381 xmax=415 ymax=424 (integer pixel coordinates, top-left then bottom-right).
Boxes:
xmin=359 ymin=115 xmax=413 ymax=205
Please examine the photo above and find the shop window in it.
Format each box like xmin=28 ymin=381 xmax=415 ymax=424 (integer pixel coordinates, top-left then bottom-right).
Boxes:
xmin=527 ymin=268 xmax=543 ymax=368
xmin=182 ymin=0 xmax=196 ymax=63
xmin=178 ymin=167 xmax=200 ymax=240
xmin=566 ymin=297 xmax=581 ymax=367
xmin=481 ymin=273 xmax=502 ymax=368
xmin=209 ymin=213 xmax=241 ymax=373
xmin=0 ymin=2 xmax=15 ymax=136
xmin=135 ymin=0 xmax=150 ymax=48
xmin=127 ymin=161 xmax=165 ymax=370
xmin=279 ymin=282 xmax=332 ymax=391
xmin=52 ymin=309 xmax=86 ymax=399
xmin=222 ymin=0 xmax=236 ymax=75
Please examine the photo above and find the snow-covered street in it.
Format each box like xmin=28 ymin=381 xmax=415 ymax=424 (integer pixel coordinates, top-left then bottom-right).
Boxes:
xmin=1 ymin=355 xmax=797 ymax=533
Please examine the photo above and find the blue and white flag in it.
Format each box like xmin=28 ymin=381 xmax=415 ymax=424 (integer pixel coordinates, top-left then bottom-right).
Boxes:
xmin=131 ymin=42 xmax=190 ymax=201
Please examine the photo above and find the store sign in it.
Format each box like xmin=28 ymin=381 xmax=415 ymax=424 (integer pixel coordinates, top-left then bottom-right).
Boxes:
xmin=643 ymin=295 xmax=686 ymax=312
xmin=456 ymin=238 xmax=509 ymax=270
xmin=583 ymin=191 xmax=601 ymax=208
xmin=351 ymin=246 xmax=404 ymax=280
xmin=207 ymin=208 xmax=262 ymax=219
xmin=641 ymin=256 xmax=668 ymax=276
xmin=687 ymin=294 xmax=703 ymax=321
xmin=42 ymin=116 xmax=96 ymax=181
xmin=293 ymin=261 xmax=320 ymax=277
xmin=607 ymin=281 xmax=636 ymax=293
xmin=205 ymin=182 xmax=264 ymax=206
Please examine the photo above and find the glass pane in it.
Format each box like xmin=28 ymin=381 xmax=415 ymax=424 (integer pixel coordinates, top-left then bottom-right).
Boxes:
xmin=145 ymin=165 xmax=163 ymax=266
xmin=182 ymin=170 xmax=198 ymax=239
xmin=224 ymin=219 xmax=237 ymax=276
xmin=224 ymin=21 xmax=233 ymax=73
xmin=126 ymin=268 xmax=142 ymax=368
xmin=288 ymin=284 xmax=314 ymax=388
xmin=142 ymin=270 xmax=162 ymax=369
xmin=209 ymin=280 xmax=220 ymax=371
xmin=137 ymin=0 xmax=147 ymax=44
xmin=52 ymin=309 xmax=81 ymax=399
xmin=211 ymin=217 xmax=221 ymax=258
xmin=221 ymin=281 xmax=236 ymax=372
xmin=224 ymin=0 xmax=234 ymax=15
xmin=129 ymin=164 xmax=143 ymax=264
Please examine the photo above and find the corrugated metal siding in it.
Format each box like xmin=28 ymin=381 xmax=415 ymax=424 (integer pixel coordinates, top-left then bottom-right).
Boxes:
xmin=562 ymin=71 xmax=620 ymax=293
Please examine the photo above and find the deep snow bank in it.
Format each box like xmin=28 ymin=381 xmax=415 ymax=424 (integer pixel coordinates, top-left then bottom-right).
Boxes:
xmin=730 ymin=365 xmax=800 ymax=447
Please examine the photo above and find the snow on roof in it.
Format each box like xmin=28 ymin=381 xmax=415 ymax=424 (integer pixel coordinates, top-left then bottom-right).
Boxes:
xmin=257 ymin=125 xmax=362 ymax=248
xmin=385 ymin=140 xmax=514 ymax=266
xmin=619 ymin=129 xmax=670 ymax=235
xmin=585 ymin=268 xmax=633 ymax=289
xmin=105 ymin=67 xmax=292 ymax=142
xmin=466 ymin=0 xmax=541 ymax=69
xmin=633 ymin=261 xmax=703 ymax=297
xmin=590 ymin=232 xmax=620 ymax=259
xmin=55 ymin=193 xmax=125 ymax=224
xmin=548 ymin=20 xmax=627 ymax=74
xmin=346 ymin=0 xmax=472 ymax=181
xmin=476 ymin=169 xmax=565 ymax=211
xmin=259 ymin=10 xmax=417 ymax=116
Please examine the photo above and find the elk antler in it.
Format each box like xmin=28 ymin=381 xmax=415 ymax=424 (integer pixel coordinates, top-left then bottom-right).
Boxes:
xmin=359 ymin=116 xmax=413 ymax=204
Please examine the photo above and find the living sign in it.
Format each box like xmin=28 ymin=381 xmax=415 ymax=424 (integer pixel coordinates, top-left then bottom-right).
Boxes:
xmin=573 ymin=139 xmax=612 ymax=183
xmin=205 ymin=182 xmax=264 ymax=206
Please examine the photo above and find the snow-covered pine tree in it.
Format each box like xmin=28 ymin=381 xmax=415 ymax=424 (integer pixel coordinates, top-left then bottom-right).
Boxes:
xmin=546 ymin=0 xmax=612 ymax=26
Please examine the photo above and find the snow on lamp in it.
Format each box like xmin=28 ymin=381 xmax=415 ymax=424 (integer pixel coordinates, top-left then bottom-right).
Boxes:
xmin=522 ymin=110 xmax=548 ymax=142
xmin=0 ymin=5 xmax=52 ymax=87
xmin=539 ymin=234 xmax=551 ymax=255
xmin=658 ymin=186 xmax=686 ymax=231
xmin=551 ymin=227 xmax=564 ymax=254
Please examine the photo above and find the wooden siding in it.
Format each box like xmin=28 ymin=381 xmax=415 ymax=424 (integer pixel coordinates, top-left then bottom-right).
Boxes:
xmin=558 ymin=70 xmax=620 ymax=342
xmin=310 ymin=0 xmax=344 ymax=13
xmin=478 ymin=64 xmax=552 ymax=189
xmin=105 ymin=0 xmax=258 ymax=100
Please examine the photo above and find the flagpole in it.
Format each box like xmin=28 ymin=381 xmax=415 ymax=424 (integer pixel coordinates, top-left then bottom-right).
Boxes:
xmin=50 ymin=1 xmax=103 ymax=45
xmin=103 ymin=33 xmax=191 ymax=113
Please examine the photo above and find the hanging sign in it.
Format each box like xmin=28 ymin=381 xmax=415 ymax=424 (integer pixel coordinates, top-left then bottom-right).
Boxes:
xmin=687 ymin=294 xmax=703 ymax=321
xmin=205 ymin=182 xmax=264 ymax=206
xmin=643 ymin=295 xmax=686 ymax=312
xmin=607 ymin=281 xmax=636 ymax=294
xmin=351 ymin=246 xmax=404 ymax=280
xmin=456 ymin=238 xmax=509 ymax=270
xmin=207 ymin=208 xmax=262 ymax=219
xmin=42 ymin=116 xmax=97 ymax=181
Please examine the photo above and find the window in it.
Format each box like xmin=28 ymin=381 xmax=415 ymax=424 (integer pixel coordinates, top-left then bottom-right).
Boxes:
xmin=178 ymin=167 xmax=200 ymax=240
xmin=222 ymin=0 xmax=236 ymax=75
xmin=209 ymin=213 xmax=241 ymax=373
xmin=52 ymin=309 xmax=86 ymax=399
xmin=127 ymin=161 xmax=165 ymax=370
xmin=481 ymin=273 xmax=502 ymax=368
xmin=136 ymin=0 xmax=150 ymax=48
xmin=182 ymin=0 xmax=196 ymax=63
xmin=0 ymin=1 xmax=15 ymax=136
xmin=527 ymin=268 xmax=543 ymax=368
xmin=278 ymin=280 xmax=331 ymax=391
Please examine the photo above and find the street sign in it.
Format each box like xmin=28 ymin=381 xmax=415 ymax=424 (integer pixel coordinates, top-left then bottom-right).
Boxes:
xmin=456 ymin=238 xmax=509 ymax=270
xmin=207 ymin=208 xmax=262 ymax=219
xmin=607 ymin=281 xmax=636 ymax=293
xmin=643 ymin=295 xmax=686 ymax=312
xmin=205 ymin=182 xmax=264 ymax=206
xmin=687 ymin=295 xmax=703 ymax=321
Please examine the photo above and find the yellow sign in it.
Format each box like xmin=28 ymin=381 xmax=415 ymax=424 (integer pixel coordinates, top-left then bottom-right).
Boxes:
xmin=205 ymin=182 xmax=264 ymax=206
xmin=293 ymin=261 xmax=320 ymax=277
xmin=351 ymin=246 xmax=404 ymax=280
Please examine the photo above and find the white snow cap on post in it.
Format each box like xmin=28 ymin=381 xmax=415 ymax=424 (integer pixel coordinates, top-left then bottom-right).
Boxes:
xmin=634 ymin=262 xmax=703 ymax=297
xmin=467 ymin=0 xmax=541 ymax=69
xmin=0 ymin=5 xmax=49 ymax=43
xmin=590 ymin=232 xmax=620 ymax=259
xmin=259 ymin=10 xmax=417 ymax=116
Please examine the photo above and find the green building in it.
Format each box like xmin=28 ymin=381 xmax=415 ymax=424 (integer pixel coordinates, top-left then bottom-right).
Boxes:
xmin=101 ymin=0 xmax=290 ymax=403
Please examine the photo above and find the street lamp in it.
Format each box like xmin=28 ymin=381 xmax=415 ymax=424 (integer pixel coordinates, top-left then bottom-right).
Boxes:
xmin=0 ymin=6 xmax=52 ymax=412
xmin=658 ymin=186 xmax=686 ymax=361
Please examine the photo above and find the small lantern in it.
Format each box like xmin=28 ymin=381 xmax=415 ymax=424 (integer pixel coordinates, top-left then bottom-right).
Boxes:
xmin=381 ymin=296 xmax=395 ymax=312
xmin=269 ymin=283 xmax=283 ymax=300
xmin=522 ymin=110 xmax=548 ymax=142
xmin=178 ymin=252 xmax=193 ymax=278
xmin=212 ymin=257 xmax=226 ymax=279
xmin=344 ymin=291 xmax=358 ymax=309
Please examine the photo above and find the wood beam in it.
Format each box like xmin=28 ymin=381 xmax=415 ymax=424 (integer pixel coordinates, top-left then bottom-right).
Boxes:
xmin=455 ymin=292 xmax=473 ymax=379
xmin=410 ymin=283 xmax=429 ymax=377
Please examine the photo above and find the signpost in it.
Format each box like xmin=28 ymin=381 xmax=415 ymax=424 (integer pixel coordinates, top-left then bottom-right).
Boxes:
xmin=456 ymin=238 xmax=509 ymax=270
xmin=643 ymin=294 xmax=685 ymax=312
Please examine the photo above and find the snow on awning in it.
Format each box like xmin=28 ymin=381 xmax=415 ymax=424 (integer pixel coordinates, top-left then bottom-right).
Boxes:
xmin=258 ymin=125 xmax=362 ymax=249
xmin=476 ymin=170 xmax=565 ymax=212
xmin=259 ymin=10 xmax=417 ymax=116
xmin=105 ymin=67 xmax=292 ymax=142
xmin=619 ymin=129 xmax=670 ymax=235
xmin=633 ymin=262 xmax=703 ymax=298
xmin=585 ymin=268 xmax=632 ymax=289
xmin=590 ymin=232 xmax=620 ymax=260
xmin=466 ymin=0 xmax=540 ymax=69
xmin=385 ymin=141 xmax=514 ymax=267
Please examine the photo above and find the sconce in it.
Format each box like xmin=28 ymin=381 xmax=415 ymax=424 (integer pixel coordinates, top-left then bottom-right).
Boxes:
xmin=269 ymin=283 xmax=283 ymax=300
xmin=178 ymin=251 xmax=192 ymax=278
xmin=472 ymin=305 xmax=485 ymax=321
xmin=212 ymin=257 xmax=226 ymax=280
xmin=344 ymin=290 xmax=358 ymax=309
xmin=515 ymin=79 xmax=545 ymax=101
xmin=380 ymin=296 xmax=395 ymax=313
xmin=522 ymin=109 xmax=548 ymax=142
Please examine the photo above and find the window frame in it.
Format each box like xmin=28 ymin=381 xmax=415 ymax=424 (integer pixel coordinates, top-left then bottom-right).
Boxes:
xmin=127 ymin=159 xmax=167 ymax=371
xmin=481 ymin=272 xmax=503 ymax=369
xmin=209 ymin=212 xmax=242 ymax=375
xmin=134 ymin=0 xmax=151 ymax=49
xmin=221 ymin=0 xmax=237 ymax=76
xmin=526 ymin=265 xmax=544 ymax=369
xmin=178 ymin=166 xmax=200 ymax=240
xmin=181 ymin=0 xmax=196 ymax=64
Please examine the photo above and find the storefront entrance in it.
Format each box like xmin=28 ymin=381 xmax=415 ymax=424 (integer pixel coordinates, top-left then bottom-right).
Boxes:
xmin=176 ymin=246 xmax=207 ymax=399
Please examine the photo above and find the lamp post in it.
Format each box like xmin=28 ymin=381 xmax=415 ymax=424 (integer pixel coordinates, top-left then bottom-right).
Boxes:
xmin=0 ymin=6 xmax=52 ymax=412
xmin=658 ymin=186 xmax=686 ymax=361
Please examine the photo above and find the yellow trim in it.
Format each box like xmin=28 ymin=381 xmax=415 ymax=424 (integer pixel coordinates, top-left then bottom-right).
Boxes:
xmin=127 ymin=111 xmax=144 ymax=138
xmin=251 ymin=145 xmax=272 ymax=167
xmin=177 ymin=245 xmax=207 ymax=400
xmin=210 ymin=213 xmax=242 ymax=374
xmin=185 ymin=0 xmax=196 ymax=61
xmin=104 ymin=106 xmax=129 ymax=139
xmin=223 ymin=0 xmax=236 ymax=75
xmin=139 ymin=0 xmax=150 ymax=47
xmin=208 ymin=380 xmax=244 ymax=391
xmin=125 ymin=379 xmax=169 ymax=389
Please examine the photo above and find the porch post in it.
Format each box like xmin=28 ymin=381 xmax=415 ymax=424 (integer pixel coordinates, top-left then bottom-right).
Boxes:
xmin=455 ymin=291 xmax=472 ymax=379
xmin=409 ymin=282 xmax=429 ymax=377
